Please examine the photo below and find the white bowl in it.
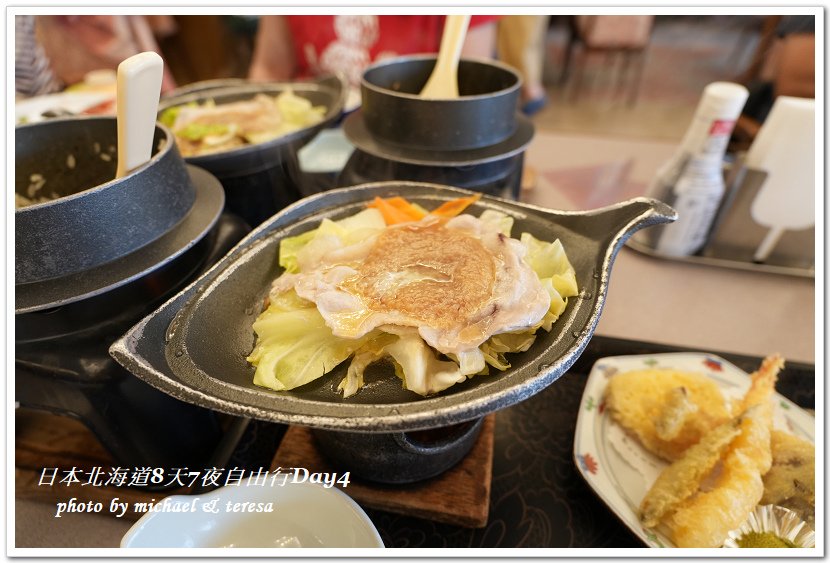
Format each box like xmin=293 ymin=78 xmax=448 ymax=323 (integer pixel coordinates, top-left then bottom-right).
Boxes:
xmin=120 ymin=478 xmax=384 ymax=548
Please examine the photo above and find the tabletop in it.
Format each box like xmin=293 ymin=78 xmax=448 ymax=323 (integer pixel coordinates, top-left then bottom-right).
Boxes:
xmin=522 ymin=130 xmax=815 ymax=366
xmin=14 ymin=128 xmax=818 ymax=550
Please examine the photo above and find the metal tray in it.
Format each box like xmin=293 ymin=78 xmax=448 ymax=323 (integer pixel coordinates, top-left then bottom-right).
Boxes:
xmin=627 ymin=166 xmax=814 ymax=279
xmin=110 ymin=182 xmax=675 ymax=432
xmin=626 ymin=237 xmax=815 ymax=278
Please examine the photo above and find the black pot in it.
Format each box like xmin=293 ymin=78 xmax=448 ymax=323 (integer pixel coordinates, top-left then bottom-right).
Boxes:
xmin=15 ymin=117 xmax=195 ymax=285
xmin=361 ymin=55 xmax=521 ymax=151
xmin=312 ymin=418 xmax=484 ymax=484
xmin=158 ymin=76 xmax=346 ymax=227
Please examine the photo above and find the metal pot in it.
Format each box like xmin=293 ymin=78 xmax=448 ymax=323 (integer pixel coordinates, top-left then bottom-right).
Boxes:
xmin=157 ymin=75 xmax=346 ymax=227
xmin=15 ymin=117 xmax=195 ymax=285
xmin=360 ymin=56 xmax=521 ymax=151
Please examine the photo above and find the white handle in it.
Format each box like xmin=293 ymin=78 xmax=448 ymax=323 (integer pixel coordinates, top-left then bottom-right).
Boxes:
xmin=746 ymin=96 xmax=816 ymax=231
xmin=419 ymin=15 xmax=471 ymax=99
xmin=115 ymin=51 xmax=164 ymax=179
xmin=753 ymin=226 xmax=785 ymax=262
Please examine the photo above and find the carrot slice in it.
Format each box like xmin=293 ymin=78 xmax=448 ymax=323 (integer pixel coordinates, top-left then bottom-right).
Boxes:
xmin=430 ymin=193 xmax=482 ymax=217
xmin=382 ymin=197 xmax=427 ymax=220
xmin=368 ymin=196 xmax=420 ymax=225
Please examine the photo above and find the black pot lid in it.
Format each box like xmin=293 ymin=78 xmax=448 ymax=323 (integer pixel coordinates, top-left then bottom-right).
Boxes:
xmin=342 ymin=111 xmax=534 ymax=167
xmin=110 ymin=182 xmax=676 ymax=432
xmin=16 ymin=165 xmax=224 ymax=314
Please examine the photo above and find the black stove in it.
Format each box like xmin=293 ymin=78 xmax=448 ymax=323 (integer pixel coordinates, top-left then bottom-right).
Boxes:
xmin=15 ymin=213 xmax=251 ymax=475
xmin=338 ymin=110 xmax=534 ymax=200
xmin=338 ymin=149 xmax=524 ymax=200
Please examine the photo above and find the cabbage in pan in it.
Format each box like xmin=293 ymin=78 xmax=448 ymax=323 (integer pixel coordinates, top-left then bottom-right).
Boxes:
xmin=159 ymin=89 xmax=326 ymax=157
xmin=247 ymin=199 xmax=579 ymax=397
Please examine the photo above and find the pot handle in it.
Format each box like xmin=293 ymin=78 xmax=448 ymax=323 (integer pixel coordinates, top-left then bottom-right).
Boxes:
xmin=393 ymin=418 xmax=483 ymax=455
xmin=531 ymin=196 xmax=677 ymax=244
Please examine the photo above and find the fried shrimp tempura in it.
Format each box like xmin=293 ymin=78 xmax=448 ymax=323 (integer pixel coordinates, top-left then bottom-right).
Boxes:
xmin=645 ymin=354 xmax=783 ymax=548
xmin=604 ymin=369 xmax=731 ymax=461
xmin=640 ymin=418 xmax=741 ymax=527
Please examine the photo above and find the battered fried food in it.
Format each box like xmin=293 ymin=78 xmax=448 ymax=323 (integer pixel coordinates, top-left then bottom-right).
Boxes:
xmin=654 ymin=386 xmax=699 ymax=441
xmin=762 ymin=429 xmax=815 ymax=526
xmin=640 ymin=418 xmax=741 ymax=527
xmin=604 ymin=368 xmax=731 ymax=461
xmin=642 ymin=354 xmax=783 ymax=548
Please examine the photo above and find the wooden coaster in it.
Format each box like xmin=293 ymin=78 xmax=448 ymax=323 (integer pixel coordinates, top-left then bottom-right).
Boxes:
xmin=15 ymin=410 xmax=186 ymax=521
xmin=270 ymin=414 xmax=495 ymax=528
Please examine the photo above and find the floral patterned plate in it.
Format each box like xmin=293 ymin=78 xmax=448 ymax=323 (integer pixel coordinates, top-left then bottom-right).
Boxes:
xmin=573 ymin=352 xmax=815 ymax=548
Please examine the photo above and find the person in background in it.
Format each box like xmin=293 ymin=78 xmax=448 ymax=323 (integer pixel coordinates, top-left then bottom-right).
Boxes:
xmin=15 ymin=15 xmax=177 ymax=97
xmin=497 ymin=15 xmax=551 ymax=116
xmin=248 ymin=15 xmax=500 ymax=88
xmin=15 ymin=15 xmax=62 ymax=97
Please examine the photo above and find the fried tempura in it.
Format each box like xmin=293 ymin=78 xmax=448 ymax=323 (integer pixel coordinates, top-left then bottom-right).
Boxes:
xmin=640 ymin=418 xmax=741 ymax=527
xmin=654 ymin=386 xmax=699 ymax=441
xmin=604 ymin=368 xmax=731 ymax=461
xmin=762 ymin=429 xmax=815 ymax=526
xmin=644 ymin=354 xmax=783 ymax=548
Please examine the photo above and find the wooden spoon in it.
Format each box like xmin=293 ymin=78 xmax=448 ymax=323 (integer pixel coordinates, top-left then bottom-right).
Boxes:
xmin=115 ymin=51 xmax=164 ymax=179
xmin=419 ymin=15 xmax=471 ymax=99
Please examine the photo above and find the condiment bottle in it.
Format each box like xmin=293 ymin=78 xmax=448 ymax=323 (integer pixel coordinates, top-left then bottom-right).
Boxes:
xmin=641 ymin=81 xmax=749 ymax=256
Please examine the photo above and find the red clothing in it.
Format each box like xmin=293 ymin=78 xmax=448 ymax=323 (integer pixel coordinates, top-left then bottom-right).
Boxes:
xmin=286 ymin=15 xmax=500 ymax=85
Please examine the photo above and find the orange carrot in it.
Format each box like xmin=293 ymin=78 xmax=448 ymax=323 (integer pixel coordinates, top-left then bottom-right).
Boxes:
xmin=430 ymin=193 xmax=482 ymax=217
xmin=368 ymin=196 xmax=421 ymax=225
xmin=383 ymin=197 xmax=427 ymax=219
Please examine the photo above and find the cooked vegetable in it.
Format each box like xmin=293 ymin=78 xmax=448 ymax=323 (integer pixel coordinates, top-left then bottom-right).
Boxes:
xmin=162 ymin=90 xmax=325 ymax=157
xmin=430 ymin=193 xmax=482 ymax=218
xmin=248 ymin=290 xmax=379 ymax=391
xmin=248 ymin=195 xmax=579 ymax=397
xmin=367 ymin=196 xmax=427 ymax=224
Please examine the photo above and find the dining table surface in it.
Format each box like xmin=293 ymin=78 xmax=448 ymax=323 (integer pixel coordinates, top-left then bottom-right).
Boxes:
xmin=14 ymin=127 xmax=817 ymax=550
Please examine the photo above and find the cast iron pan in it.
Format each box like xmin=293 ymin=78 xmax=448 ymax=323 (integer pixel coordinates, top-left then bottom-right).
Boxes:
xmin=110 ymin=182 xmax=676 ymax=432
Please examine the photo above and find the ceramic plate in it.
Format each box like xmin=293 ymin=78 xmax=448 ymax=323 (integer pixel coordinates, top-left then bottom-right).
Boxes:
xmin=573 ymin=352 xmax=815 ymax=548
xmin=15 ymin=91 xmax=114 ymax=124
xmin=121 ymin=478 xmax=384 ymax=549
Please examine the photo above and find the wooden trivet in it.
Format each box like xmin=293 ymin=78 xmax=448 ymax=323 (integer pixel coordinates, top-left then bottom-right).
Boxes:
xmin=16 ymin=410 xmax=186 ymax=521
xmin=270 ymin=414 xmax=495 ymax=528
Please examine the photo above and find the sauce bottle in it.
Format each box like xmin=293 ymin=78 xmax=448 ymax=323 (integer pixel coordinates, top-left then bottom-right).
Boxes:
xmin=641 ymin=81 xmax=749 ymax=256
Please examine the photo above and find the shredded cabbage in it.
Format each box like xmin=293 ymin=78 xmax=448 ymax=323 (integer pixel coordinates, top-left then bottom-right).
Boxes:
xmin=247 ymin=290 xmax=379 ymax=391
xmin=248 ymin=207 xmax=579 ymax=397
xmin=519 ymin=232 xmax=579 ymax=331
xmin=163 ymin=90 xmax=326 ymax=156
xmin=278 ymin=208 xmax=386 ymax=274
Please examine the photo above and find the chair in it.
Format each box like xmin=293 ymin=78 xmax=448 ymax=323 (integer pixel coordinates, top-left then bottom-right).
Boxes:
xmin=561 ymin=15 xmax=655 ymax=105
xmin=730 ymin=31 xmax=815 ymax=152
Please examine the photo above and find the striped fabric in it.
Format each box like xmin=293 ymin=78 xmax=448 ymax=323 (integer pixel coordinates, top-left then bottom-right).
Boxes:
xmin=15 ymin=15 xmax=62 ymax=97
